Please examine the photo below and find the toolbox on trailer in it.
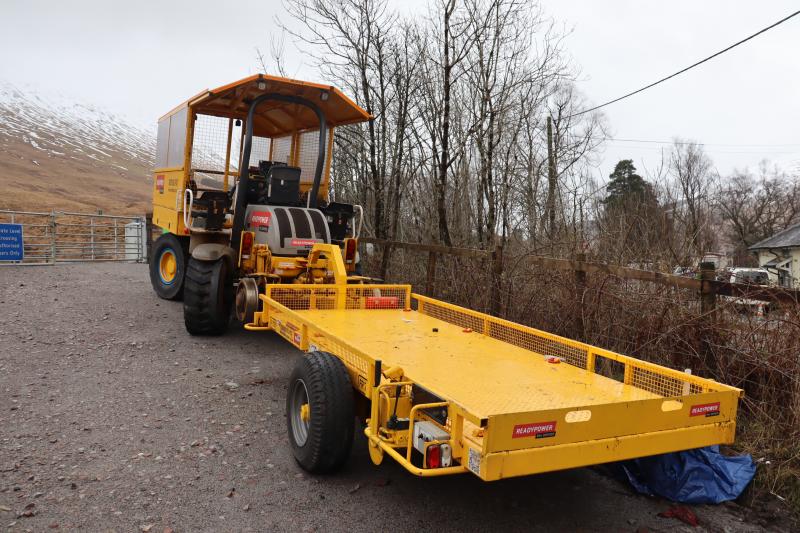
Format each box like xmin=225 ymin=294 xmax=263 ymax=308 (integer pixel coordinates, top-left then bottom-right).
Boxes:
xmin=248 ymin=283 xmax=742 ymax=481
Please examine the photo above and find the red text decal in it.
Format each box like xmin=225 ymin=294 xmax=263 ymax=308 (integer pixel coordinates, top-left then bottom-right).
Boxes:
xmin=250 ymin=211 xmax=272 ymax=227
xmin=690 ymin=402 xmax=720 ymax=417
xmin=512 ymin=421 xmax=557 ymax=439
xmin=291 ymin=238 xmax=317 ymax=247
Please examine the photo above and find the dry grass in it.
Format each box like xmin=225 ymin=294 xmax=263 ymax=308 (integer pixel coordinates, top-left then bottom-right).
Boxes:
xmin=0 ymin=138 xmax=151 ymax=215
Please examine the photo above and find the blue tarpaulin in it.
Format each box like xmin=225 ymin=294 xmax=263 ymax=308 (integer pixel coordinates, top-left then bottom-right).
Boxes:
xmin=619 ymin=446 xmax=756 ymax=504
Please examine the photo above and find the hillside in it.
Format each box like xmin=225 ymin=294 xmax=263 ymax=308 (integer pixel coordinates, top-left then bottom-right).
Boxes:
xmin=0 ymin=82 xmax=155 ymax=215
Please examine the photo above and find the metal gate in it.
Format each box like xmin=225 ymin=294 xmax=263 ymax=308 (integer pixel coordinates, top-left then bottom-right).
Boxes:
xmin=0 ymin=210 xmax=147 ymax=265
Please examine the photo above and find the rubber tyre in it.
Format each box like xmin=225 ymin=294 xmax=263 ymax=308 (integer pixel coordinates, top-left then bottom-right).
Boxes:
xmin=286 ymin=352 xmax=355 ymax=474
xmin=149 ymin=233 xmax=188 ymax=300
xmin=183 ymin=257 xmax=233 ymax=336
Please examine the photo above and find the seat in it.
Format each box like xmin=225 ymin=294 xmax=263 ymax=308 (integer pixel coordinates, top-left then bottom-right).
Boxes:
xmin=267 ymin=165 xmax=301 ymax=205
xmin=192 ymin=190 xmax=230 ymax=231
xmin=258 ymin=160 xmax=281 ymax=177
xmin=244 ymin=176 xmax=269 ymax=205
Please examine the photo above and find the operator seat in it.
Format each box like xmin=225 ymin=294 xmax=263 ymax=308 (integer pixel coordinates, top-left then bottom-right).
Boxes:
xmin=192 ymin=190 xmax=230 ymax=231
xmin=267 ymin=165 xmax=301 ymax=205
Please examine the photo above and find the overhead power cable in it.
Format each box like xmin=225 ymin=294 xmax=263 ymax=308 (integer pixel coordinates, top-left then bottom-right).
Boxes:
xmin=603 ymin=137 xmax=800 ymax=148
xmin=569 ymin=9 xmax=800 ymax=118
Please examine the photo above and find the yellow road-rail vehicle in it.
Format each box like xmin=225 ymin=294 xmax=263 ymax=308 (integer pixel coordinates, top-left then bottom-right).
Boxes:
xmin=150 ymin=75 xmax=741 ymax=479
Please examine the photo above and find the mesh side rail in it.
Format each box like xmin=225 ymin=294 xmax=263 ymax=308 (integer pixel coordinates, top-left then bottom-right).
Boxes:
xmin=631 ymin=365 xmax=703 ymax=397
xmin=267 ymin=286 xmax=338 ymax=310
xmin=265 ymin=284 xmax=412 ymax=311
xmin=305 ymin=321 xmax=373 ymax=393
xmin=345 ymin=286 xmax=410 ymax=310
xmin=413 ymin=294 xmax=737 ymax=398
xmin=263 ymin=296 xmax=378 ymax=392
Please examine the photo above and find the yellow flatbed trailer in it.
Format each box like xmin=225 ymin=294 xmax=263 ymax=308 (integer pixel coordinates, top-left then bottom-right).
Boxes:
xmin=248 ymin=284 xmax=741 ymax=481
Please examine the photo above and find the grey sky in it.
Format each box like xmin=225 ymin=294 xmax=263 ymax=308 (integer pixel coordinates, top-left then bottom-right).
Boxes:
xmin=1 ymin=0 xmax=798 ymax=179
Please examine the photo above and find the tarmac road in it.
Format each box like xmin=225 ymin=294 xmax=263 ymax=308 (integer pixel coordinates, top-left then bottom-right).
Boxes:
xmin=0 ymin=263 xmax=790 ymax=532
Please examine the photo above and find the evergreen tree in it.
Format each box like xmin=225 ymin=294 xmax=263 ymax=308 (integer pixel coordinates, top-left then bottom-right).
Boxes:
xmin=603 ymin=160 xmax=656 ymax=208
xmin=600 ymin=159 xmax=664 ymax=262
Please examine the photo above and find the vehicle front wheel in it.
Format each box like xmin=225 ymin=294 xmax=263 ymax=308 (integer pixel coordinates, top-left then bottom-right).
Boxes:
xmin=286 ymin=351 xmax=355 ymax=473
xmin=149 ymin=233 xmax=188 ymax=300
xmin=183 ymin=257 xmax=232 ymax=336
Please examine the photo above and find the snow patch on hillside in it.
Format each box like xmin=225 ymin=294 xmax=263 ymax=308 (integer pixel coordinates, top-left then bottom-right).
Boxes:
xmin=0 ymin=81 xmax=155 ymax=173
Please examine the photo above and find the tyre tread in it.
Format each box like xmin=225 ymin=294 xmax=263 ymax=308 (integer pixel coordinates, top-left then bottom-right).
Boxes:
xmin=287 ymin=352 xmax=354 ymax=473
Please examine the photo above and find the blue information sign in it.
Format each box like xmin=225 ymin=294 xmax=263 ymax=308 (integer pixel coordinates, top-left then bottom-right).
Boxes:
xmin=0 ymin=223 xmax=24 ymax=261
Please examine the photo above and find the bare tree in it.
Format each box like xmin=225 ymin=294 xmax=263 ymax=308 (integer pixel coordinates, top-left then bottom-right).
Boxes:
xmin=717 ymin=162 xmax=800 ymax=262
xmin=666 ymin=140 xmax=717 ymax=261
xmin=273 ymin=0 xmax=604 ymax=260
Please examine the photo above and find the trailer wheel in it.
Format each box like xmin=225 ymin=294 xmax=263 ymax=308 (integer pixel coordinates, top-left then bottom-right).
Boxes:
xmin=287 ymin=351 xmax=355 ymax=473
xmin=149 ymin=233 xmax=188 ymax=300
xmin=183 ymin=257 xmax=232 ymax=336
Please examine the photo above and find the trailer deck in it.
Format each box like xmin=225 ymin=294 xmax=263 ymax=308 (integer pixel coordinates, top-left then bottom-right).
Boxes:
xmin=288 ymin=308 xmax=660 ymax=416
xmin=249 ymin=284 xmax=742 ymax=481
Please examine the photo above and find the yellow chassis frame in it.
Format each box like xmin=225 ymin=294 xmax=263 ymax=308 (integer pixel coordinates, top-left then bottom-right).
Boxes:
xmin=245 ymin=284 xmax=742 ymax=481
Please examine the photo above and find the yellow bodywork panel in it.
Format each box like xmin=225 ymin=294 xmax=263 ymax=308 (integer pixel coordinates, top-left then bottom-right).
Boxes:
xmin=152 ymin=168 xmax=187 ymax=233
xmin=152 ymin=204 xmax=187 ymax=235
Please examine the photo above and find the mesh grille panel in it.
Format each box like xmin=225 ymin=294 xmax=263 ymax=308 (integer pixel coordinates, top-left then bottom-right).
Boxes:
xmin=488 ymin=321 xmax=588 ymax=369
xmin=631 ymin=366 xmax=703 ymax=397
xmin=192 ymin=114 xmax=241 ymax=172
xmin=419 ymin=299 xmax=485 ymax=331
xmin=346 ymin=287 xmax=409 ymax=310
xmin=268 ymin=287 xmax=337 ymax=310
xmin=272 ymin=135 xmax=292 ymax=163
xmin=247 ymin=136 xmax=272 ymax=168
xmin=297 ymin=130 xmax=320 ymax=183
xmin=266 ymin=285 xmax=410 ymax=311
xmin=308 ymin=332 xmax=371 ymax=393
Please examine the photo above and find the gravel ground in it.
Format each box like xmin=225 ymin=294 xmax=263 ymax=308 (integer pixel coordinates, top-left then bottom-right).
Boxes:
xmin=0 ymin=263 xmax=793 ymax=532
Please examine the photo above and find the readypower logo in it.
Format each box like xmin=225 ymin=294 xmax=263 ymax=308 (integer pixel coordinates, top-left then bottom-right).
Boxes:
xmin=512 ymin=421 xmax=557 ymax=439
xmin=291 ymin=238 xmax=317 ymax=247
xmin=690 ymin=402 xmax=721 ymax=417
xmin=250 ymin=211 xmax=272 ymax=227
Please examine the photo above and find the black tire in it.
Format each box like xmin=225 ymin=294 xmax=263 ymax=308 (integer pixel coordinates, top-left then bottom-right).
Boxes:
xmin=286 ymin=352 xmax=355 ymax=474
xmin=149 ymin=233 xmax=188 ymax=300
xmin=183 ymin=257 xmax=233 ymax=335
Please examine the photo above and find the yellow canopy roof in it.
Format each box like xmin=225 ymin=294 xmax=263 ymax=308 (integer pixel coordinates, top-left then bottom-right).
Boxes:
xmin=165 ymin=74 xmax=370 ymax=138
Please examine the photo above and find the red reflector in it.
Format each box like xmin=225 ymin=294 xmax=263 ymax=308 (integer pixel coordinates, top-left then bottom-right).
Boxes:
xmin=365 ymin=296 xmax=399 ymax=309
xmin=344 ymin=238 xmax=357 ymax=264
xmin=241 ymin=232 xmax=254 ymax=257
xmin=426 ymin=444 xmax=441 ymax=469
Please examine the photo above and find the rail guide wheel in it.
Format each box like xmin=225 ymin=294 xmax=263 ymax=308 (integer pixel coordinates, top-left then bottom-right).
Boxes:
xmin=235 ymin=277 xmax=260 ymax=324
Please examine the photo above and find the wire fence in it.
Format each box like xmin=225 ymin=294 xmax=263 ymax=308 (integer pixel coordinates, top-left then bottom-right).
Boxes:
xmin=0 ymin=210 xmax=147 ymax=265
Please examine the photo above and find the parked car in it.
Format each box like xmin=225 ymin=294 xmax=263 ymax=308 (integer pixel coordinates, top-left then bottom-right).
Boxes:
xmin=724 ymin=268 xmax=775 ymax=316
xmin=729 ymin=267 xmax=770 ymax=285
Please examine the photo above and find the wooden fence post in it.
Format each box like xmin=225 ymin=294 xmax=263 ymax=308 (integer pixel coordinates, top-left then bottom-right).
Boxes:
xmin=425 ymin=251 xmax=437 ymax=296
xmin=698 ymin=260 xmax=719 ymax=376
xmin=379 ymin=241 xmax=393 ymax=281
xmin=574 ymin=253 xmax=587 ymax=339
xmin=699 ymin=261 xmax=717 ymax=320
